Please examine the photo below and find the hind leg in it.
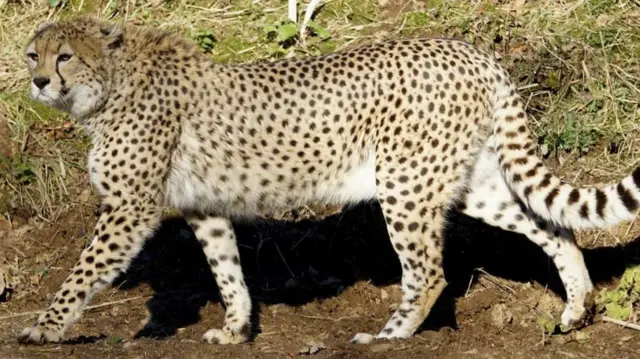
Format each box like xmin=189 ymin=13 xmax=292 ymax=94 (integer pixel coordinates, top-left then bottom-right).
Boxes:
xmin=351 ymin=177 xmax=448 ymax=344
xmin=461 ymin=149 xmax=594 ymax=326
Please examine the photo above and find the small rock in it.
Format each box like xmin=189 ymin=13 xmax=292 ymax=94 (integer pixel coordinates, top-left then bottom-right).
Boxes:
xmin=490 ymin=303 xmax=513 ymax=328
xmin=380 ymin=288 xmax=389 ymax=301
xmin=78 ymin=189 xmax=92 ymax=203
xmin=619 ymin=335 xmax=633 ymax=343
xmin=370 ymin=343 xmax=393 ymax=352
xmin=0 ymin=219 xmax=11 ymax=231
xmin=109 ymin=306 xmax=120 ymax=317
xmin=29 ymin=274 xmax=41 ymax=286
xmin=298 ymin=340 xmax=327 ymax=355
xmin=596 ymin=14 xmax=614 ymax=27
xmin=378 ymin=0 xmax=389 ymax=7
xmin=575 ymin=331 xmax=590 ymax=342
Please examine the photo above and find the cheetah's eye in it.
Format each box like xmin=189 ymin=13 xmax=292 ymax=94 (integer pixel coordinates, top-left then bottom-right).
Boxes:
xmin=58 ymin=54 xmax=73 ymax=62
xmin=27 ymin=52 xmax=38 ymax=62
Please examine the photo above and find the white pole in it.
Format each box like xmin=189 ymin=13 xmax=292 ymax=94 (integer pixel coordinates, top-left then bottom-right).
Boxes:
xmin=300 ymin=0 xmax=323 ymax=41
xmin=288 ymin=0 xmax=297 ymax=23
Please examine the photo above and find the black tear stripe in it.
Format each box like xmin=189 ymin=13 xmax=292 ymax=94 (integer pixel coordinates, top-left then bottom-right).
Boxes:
xmin=55 ymin=62 xmax=67 ymax=87
xmin=55 ymin=43 xmax=66 ymax=87
xmin=617 ymin=183 xmax=638 ymax=211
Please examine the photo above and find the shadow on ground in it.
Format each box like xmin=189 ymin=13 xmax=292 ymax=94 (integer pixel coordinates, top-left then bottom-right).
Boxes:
xmin=113 ymin=202 xmax=640 ymax=339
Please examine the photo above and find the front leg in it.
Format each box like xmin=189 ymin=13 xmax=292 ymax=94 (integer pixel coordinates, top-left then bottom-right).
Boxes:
xmin=186 ymin=215 xmax=251 ymax=344
xmin=18 ymin=196 xmax=161 ymax=344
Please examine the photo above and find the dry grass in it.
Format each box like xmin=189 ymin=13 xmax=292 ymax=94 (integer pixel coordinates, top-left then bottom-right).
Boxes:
xmin=0 ymin=0 xmax=639 ymax=251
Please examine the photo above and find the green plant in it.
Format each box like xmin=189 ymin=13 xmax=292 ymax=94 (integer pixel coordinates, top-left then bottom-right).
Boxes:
xmin=12 ymin=158 xmax=36 ymax=185
xmin=264 ymin=21 xmax=299 ymax=44
xmin=49 ymin=0 xmax=66 ymax=8
xmin=596 ymin=266 xmax=640 ymax=321
xmin=306 ymin=20 xmax=331 ymax=40
xmin=586 ymin=28 xmax=619 ymax=48
xmin=405 ymin=11 xmax=429 ymax=27
xmin=192 ymin=29 xmax=217 ymax=53
xmin=544 ymin=113 xmax=599 ymax=155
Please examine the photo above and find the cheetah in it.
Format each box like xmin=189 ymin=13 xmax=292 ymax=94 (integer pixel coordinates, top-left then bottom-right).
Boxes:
xmin=19 ymin=16 xmax=640 ymax=345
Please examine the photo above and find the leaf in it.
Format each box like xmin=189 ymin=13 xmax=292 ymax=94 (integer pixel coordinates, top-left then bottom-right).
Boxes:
xmin=307 ymin=21 xmax=331 ymax=40
xmin=104 ymin=0 xmax=118 ymax=15
xmin=536 ymin=315 xmax=557 ymax=335
xmin=49 ymin=0 xmax=62 ymax=7
xmin=405 ymin=11 xmax=429 ymax=27
xmin=575 ymin=331 xmax=590 ymax=342
xmin=604 ymin=302 xmax=631 ymax=320
xmin=265 ymin=43 xmax=287 ymax=57
xmin=298 ymin=341 xmax=327 ymax=355
xmin=106 ymin=335 xmax=123 ymax=344
xmin=192 ymin=29 xmax=217 ymax=53
xmin=276 ymin=23 xmax=298 ymax=43
xmin=263 ymin=24 xmax=278 ymax=35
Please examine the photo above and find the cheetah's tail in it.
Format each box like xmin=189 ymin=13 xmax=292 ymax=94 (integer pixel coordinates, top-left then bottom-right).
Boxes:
xmin=492 ymin=77 xmax=640 ymax=230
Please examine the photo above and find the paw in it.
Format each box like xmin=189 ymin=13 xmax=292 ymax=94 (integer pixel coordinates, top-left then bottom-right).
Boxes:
xmin=350 ymin=331 xmax=408 ymax=344
xmin=202 ymin=324 xmax=250 ymax=345
xmin=561 ymin=305 xmax=589 ymax=328
xmin=561 ymin=297 xmax=595 ymax=328
xmin=350 ymin=333 xmax=375 ymax=344
xmin=17 ymin=325 xmax=63 ymax=345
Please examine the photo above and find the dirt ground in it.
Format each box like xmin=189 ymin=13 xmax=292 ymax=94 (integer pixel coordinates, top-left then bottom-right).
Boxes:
xmin=1 ymin=197 xmax=640 ymax=359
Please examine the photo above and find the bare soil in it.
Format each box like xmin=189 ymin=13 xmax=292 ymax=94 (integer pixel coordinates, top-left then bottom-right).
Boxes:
xmin=1 ymin=197 xmax=640 ymax=359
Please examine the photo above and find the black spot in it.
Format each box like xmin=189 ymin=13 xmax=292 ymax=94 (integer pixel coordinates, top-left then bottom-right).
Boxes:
xmin=568 ymin=189 xmax=580 ymax=205
xmin=595 ymin=190 xmax=607 ymax=218
xmin=544 ymin=187 xmax=560 ymax=207
xmin=579 ymin=203 xmax=589 ymax=218
xmin=617 ymin=183 xmax=638 ymax=211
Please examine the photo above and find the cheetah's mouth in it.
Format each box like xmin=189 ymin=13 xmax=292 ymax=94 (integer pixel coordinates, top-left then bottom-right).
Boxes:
xmin=39 ymin=87 xmax=73 ymax=111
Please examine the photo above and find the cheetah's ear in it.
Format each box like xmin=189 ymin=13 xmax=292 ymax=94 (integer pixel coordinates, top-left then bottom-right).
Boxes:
xmin=34 ymin=21 xmax=54 ymax=36
xmin=99 ymin=22 xmax=124 ymax=50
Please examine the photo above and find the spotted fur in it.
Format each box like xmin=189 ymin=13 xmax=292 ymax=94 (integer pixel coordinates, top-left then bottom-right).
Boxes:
xmin=18 ymin=16 xmax=639 ymax=345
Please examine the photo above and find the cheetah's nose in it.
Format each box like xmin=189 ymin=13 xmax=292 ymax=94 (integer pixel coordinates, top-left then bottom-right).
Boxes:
xmin=33 ymin=77 xmax=50 ymax=90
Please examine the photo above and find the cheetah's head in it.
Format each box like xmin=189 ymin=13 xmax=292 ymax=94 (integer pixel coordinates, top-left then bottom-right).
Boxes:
xmin=24 ymin=17 xmax=123 ymax=119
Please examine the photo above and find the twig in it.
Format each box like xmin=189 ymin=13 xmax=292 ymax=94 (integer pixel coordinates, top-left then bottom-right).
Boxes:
xmin=273 ymin=242 xmax=296 ymax=279
xmin=84 ymin=295 xmax=149 ymax=311
xmin=602 ymin=316 xmax=640 ymax=331
xmin=292 ymin=314 xmax=359 ymax=322
xmin=475 ymin=268 xmax=517 ymax=295
xmin=0 ymin=295 xmax=149 ymax=320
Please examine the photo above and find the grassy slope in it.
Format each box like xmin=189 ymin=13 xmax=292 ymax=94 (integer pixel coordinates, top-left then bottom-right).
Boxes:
xmin=0 ymin=0 xmax=639 ymax=320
